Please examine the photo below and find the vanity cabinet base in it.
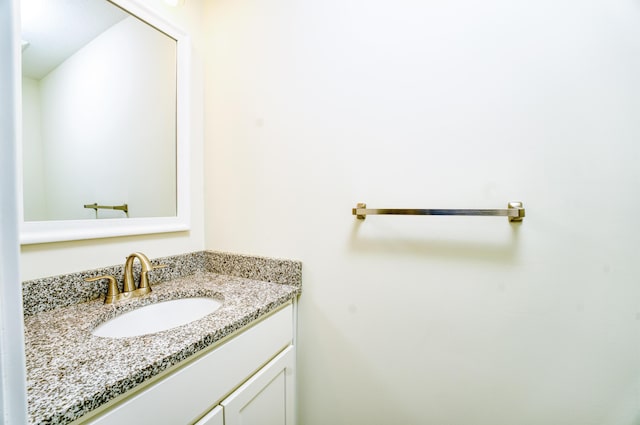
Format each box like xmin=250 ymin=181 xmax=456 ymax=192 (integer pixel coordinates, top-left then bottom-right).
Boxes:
xmin=81 ymin=303 xmax=294 ymax=425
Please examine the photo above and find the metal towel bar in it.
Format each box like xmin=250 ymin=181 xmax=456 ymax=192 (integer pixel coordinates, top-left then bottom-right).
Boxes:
xmin=84 ymin=203 xmax=129 ymax=216
xmin=352 ymin=202 xmax=525 ymax=222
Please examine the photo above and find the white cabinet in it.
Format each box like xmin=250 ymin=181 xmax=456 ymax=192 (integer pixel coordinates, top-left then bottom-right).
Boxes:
xmin=221 ymin=346 xmax=295 ymax=425
xmin=82 ymin=303 xmax=295 ymax=425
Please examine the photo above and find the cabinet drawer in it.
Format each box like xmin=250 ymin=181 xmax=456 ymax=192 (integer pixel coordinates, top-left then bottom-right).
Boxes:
xmin=86 ymin=304 xmax=293 ymax=425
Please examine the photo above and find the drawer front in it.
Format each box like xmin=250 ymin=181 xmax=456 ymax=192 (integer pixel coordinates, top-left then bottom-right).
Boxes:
xmin=86 ymin=303 xmax=293 ymax=425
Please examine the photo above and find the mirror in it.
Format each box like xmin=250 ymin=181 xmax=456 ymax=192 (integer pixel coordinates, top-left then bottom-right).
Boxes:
xmin=19 ymin=0 xmax=190 ymax=244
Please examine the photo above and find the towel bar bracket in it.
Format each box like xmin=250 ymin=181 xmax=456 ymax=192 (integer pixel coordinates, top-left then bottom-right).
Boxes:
xmin=507 ymin=202 xmax=525 ymax=222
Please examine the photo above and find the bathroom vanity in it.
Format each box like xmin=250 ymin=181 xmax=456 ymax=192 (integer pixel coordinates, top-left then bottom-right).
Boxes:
xmin=22 ymin=251 xmax=301 ymax=425
xmin=83 ymin=303 xmax=295 ymax=425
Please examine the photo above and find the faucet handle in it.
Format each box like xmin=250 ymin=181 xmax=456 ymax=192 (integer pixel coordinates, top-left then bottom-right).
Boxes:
xmin=85 ymin=275 xmax=120 ymax=304
xmin=137 ymin=263 xmax=168 ymax=292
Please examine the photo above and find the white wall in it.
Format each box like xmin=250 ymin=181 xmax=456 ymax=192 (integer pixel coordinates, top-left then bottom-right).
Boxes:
xmin=20 ymin=0 xmax=206 ymax=280
xmin=203 ymin=0 xmax=640 ymax=424
xmin=21 ymin=77 xmax=46 ymax=221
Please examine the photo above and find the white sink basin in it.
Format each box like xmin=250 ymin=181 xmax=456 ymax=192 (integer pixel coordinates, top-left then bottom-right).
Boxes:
xmin=92 ymin=297 xmax=222 ymax=338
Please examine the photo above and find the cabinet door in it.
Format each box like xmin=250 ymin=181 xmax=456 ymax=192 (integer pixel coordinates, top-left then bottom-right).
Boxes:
xmin=222 ymin=346 xmax=295 ymax=425
xmin=195 ymin=406 xmax=223 ymax=425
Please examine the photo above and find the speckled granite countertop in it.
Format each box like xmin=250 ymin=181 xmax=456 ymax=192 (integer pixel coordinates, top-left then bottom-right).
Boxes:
xmin=22 ymin=251 xmax=301 ymax=425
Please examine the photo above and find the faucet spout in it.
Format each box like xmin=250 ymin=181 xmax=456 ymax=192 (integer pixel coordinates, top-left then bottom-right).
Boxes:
xmin=123 ymin=252 xmax=153 ymax=294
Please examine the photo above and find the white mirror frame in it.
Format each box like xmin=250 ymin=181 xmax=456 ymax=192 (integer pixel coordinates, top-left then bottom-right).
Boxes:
xmin=18 ymin=0 xmax=190 ymax=244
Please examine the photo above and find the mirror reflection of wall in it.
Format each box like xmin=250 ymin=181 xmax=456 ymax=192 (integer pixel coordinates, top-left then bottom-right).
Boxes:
xmin=21 ymin=0 xmax=177 ymax=222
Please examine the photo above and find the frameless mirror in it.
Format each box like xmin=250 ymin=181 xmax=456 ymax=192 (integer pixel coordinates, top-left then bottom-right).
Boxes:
xmin=19 ymin=0 xmax=190 ymax=244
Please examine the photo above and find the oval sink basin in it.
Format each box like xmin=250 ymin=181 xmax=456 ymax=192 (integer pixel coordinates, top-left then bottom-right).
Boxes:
xmin=92 ymin=297 xmax=222 ymax=338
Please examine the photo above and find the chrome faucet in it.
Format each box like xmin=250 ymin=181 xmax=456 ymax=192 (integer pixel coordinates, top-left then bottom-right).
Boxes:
xmin=85 ymin=252 xmax=166 ymax=304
